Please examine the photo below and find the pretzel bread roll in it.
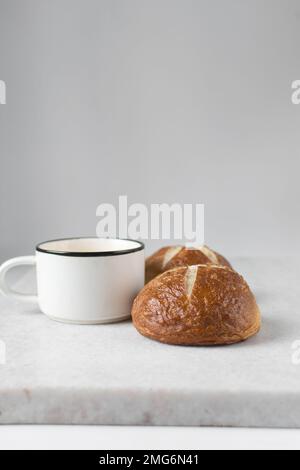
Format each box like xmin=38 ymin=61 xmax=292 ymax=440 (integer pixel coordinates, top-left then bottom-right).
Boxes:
xmin=132 ymin=265 xmax=260 ymax=346
xmin=145 ymin=245 xmax=232 ymax=283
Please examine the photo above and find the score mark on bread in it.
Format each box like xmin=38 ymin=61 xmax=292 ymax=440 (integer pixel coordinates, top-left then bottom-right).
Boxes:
xmin=196 ymin=246 xmax=219 ymax=265
xmin=162 ymin=246 xmax=182 ymax=268
xmin=185 ymin=265 xmax=198 ymax=299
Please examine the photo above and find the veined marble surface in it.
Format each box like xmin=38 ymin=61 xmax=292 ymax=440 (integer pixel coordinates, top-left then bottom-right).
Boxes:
xmin=0 ymin=257 xmax=299 ymax=427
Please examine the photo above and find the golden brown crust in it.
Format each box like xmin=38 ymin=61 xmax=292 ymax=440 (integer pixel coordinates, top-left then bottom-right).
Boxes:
xmin=145 ymin=246 xmax=232 ymax=283
xmin=145 ymin=247 xmax=178 ymax=284
xmin=132 ymin=265 xmax=261 ymax=346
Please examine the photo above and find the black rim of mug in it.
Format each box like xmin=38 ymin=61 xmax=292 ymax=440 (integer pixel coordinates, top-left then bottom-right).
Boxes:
xmin=36 ymin=237 xmax=145 ymax=257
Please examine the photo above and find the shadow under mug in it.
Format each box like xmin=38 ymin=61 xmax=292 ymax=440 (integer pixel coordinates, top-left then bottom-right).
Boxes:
xmin=0 ymin=238 xmax=145 ymax=324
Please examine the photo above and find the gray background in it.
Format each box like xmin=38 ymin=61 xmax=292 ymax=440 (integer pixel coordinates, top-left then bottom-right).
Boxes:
xmin=1 ymin=0 xmax=299 ymax=262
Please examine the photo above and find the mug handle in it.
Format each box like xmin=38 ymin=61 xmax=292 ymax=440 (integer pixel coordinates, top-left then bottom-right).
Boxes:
xmin=0 ymin=256 xmax=38 ymax=303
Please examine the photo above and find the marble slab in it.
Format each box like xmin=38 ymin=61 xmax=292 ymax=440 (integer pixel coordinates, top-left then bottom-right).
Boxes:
xmin=0 ymin=257 xmax=300 ymax=427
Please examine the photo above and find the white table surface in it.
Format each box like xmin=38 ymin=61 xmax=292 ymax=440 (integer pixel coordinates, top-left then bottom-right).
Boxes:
xmin=0 ymin=257 xmax=300 ymax=436
xmin=0 ymin=426 xmax=300 ymax=450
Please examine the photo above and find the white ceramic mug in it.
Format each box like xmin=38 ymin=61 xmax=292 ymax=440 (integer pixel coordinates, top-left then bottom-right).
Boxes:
xmin=0 ymin=238 xmax=145 ymax=324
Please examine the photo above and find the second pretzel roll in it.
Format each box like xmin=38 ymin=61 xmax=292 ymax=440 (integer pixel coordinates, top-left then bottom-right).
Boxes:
xmin=145 ymin=245 xmax=232 ymax=283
